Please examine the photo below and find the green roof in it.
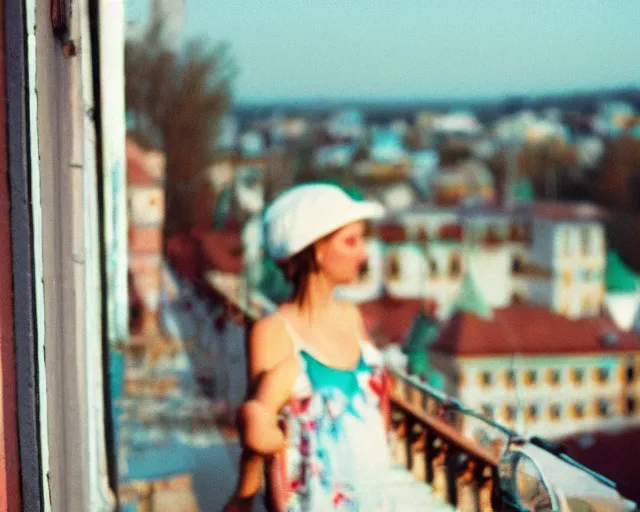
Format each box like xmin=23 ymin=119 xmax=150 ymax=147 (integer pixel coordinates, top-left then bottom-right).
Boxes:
xmin=606 ymin=250 xmax=638 ymax=293
xmin=407 ymin=354 xmax=444 ymax=389
xmin=453 ymin=272 xmax=493 ymax=319
xmin=407 ymin=353 xmax=429 ymax=377
xmin=403 ymin=311 xmax=440 ymax=355
xmin=512 ymin=177 xmax=535 ymax=202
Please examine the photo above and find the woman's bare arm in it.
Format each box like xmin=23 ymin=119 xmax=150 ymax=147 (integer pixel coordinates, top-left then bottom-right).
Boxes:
xmin=232 ymin=315 xmax=294 ymax=498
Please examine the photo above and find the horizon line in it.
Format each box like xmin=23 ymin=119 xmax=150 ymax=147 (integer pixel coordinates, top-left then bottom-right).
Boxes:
xmin=232 ymin=83 xmax=640 ymax=108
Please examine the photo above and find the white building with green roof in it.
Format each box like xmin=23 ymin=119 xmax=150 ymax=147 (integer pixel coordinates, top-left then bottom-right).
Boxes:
xmin=604 ymin=250 xmax=640 ymax=332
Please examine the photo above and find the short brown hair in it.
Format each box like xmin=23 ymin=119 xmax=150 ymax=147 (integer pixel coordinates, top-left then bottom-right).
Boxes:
xmin=278 ymin=245 xmax=318 ymax=305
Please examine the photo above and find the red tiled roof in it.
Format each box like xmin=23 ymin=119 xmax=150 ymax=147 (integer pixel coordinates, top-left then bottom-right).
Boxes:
xmin=458 ymin=203 xmax=531 ymax=218
xmin=431 ymin=303 xmax=640 ymax=357
xmin=560 ymin=428 xmax=640 ymax=503
xmin=126 ymin=138 xmax=157 ymax=186
xmin=376 ymin=224 xmax=407 ymax=243
xmin=531 ymin=201 xmax=607 ymax=221
xmin=438 ymin=224 xmax=463 ymax=241
xmin=359 ymin=297 xmax=428 ymax=346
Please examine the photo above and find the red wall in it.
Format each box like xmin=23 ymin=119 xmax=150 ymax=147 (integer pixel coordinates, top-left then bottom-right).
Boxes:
xmin=0 ymin=0 xmax=22 ymax=508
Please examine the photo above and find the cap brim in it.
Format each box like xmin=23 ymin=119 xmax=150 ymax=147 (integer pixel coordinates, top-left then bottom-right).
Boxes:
xmin=352 ymin=200 xmax=386 ymax=221
xmin=305 ymin=200 xmax=386 ymax=243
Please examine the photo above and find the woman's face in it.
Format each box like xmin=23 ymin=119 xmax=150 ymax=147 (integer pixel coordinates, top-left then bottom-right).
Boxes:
xmin=314 ymin=221 xmax=369 ymax=285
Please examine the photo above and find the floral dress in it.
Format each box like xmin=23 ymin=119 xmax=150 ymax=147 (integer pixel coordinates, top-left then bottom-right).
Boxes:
xmin=269 ymin=318 xmax=394 ymax=512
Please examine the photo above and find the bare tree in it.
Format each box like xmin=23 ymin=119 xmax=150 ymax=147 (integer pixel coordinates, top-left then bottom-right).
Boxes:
xmin=125 ymin=22 xmax=236 ymax=234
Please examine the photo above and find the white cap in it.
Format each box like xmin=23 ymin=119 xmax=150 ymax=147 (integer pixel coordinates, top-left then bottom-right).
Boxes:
xmin=264 ymin=183 xmax=385 ymax=261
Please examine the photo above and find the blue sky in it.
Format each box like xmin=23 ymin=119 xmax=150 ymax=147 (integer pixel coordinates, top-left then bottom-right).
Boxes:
xmin=126 ymin=0 xmax=640 ymax=103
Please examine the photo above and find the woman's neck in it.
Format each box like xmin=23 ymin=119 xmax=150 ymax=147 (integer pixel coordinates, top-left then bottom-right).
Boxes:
xmin=295 ymin=271 xmax=337 ymax=323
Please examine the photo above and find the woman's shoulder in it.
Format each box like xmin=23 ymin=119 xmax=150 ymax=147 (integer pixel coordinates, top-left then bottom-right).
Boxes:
xmin=250 ymin=309 xmax=288 ymax=344
xmin=248 ymin=309 xmax=294 ymax=369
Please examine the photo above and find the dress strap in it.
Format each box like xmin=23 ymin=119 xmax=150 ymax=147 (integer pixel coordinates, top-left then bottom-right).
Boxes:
xmin=275 ymin=313 xmax=304 ymax=353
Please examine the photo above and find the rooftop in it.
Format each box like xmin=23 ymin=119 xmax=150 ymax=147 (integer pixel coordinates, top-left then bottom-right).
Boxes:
xmin=431 ymin=303 xmax=640 ymax=357
xmin=531 ymin=201 xmax=607 ymax=221
xmin=359 ymin=297 xmax=427 ymax=346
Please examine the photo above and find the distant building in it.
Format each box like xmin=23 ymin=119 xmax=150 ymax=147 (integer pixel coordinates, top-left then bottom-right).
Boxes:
xmin=207 ymin=158 xmax=235 ymax=194
xmin=215 ymin=115 xmax=238 ymax=151
xmin=432 ymin=111 xmax=483 ymax=137
xmin=353 ymin=160 xmax=411 ymax=181
xmin=326 ymin=109 xmax=365 ymax=141
xmin=430 ymin=303 xmax=640 ymax=440
xmin=410 ymin=150 xmax=439 ymax=200
xmin=527 ymin=203 xmax=606 ymax=319
xmin=126 ymin=138 xmax=167 ymax=335
xmin=459 ymin=205 xmax=529 ymax=310
xmin=415 ymin=111 xmax=441 ymax=146
xmin=314 ymin=143 xmax=356 ymax=169
xmin=339 ymin=200 xmax=609 ymax=325
xmin=379 ymin=183 xmax=417 ymax=212
xmin=379 ymin=223 xmax=427 ymax=298
xmin=494 ymin=110 xmax=570 ymax=144
xmin=604 ymin=250 xmax=640 ymax=332
xmin=431 ymin=158 xmax=496 ymax=206
xmin=575 ymin=135 xmax=605 ymax=170
xmin=593 ymin=102 xmax=636 ymax=136
xmin=470 ymin=137 xmax=498 ymax=160
xmin=234 ymin=165 xmax=265 ymax=215
xmin=239 ymin=131 xmax=265 ymax=158
xmin=367 ymin=127 xmax=408 ymax=163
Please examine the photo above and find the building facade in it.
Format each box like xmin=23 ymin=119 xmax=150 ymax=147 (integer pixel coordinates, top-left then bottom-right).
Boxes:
xmin=431 ymin=305 xmax=640 ymax=441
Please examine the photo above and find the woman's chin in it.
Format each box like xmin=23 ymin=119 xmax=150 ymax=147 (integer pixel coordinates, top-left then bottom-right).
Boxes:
xmin=338 ymin=275 xmax=359 ymax=287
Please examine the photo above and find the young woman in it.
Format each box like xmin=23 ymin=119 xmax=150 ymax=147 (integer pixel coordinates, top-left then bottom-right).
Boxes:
xmin=224 ymin=183 xmax=393 ymax=511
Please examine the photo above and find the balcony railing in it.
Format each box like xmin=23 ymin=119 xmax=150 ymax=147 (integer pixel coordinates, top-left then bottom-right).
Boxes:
xmin=388 ymin=371 xmax=501 ymax=511
xmin=388 ymin=370 xmax=635 ymax=512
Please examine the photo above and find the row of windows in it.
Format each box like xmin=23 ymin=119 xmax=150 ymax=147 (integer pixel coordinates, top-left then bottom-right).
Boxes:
xmin=382 ymin=252 xmax=463 ymax=281
xmin=558 ymin=294 xmax=603 ymax=318
xmin=562 ymin=268 xmax=604 ymax=283
xmin=560 ymin=227 xmax=605 ymax=259
xmin=369 ymin=250 xmax=604 ymax=285
xmin=472 ymin=366 xmax=621 ymax=389
xmin=382 ymin=252 xmax=533 ymax=282
xmin=481 ymin=397 xmax=637 ymax=424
